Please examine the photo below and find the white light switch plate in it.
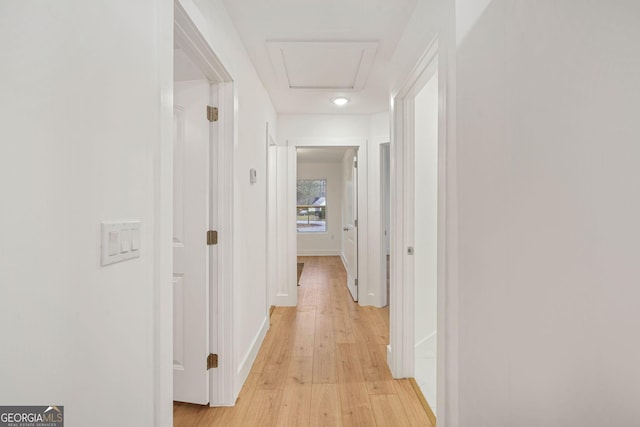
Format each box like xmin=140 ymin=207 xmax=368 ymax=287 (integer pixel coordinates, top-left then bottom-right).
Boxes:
xmin=101 ymin=221 xmax=141 ymax=266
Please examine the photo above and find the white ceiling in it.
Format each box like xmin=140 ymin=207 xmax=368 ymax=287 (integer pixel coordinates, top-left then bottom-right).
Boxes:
xmin=221 ymin=0 xmax=418 ymax=114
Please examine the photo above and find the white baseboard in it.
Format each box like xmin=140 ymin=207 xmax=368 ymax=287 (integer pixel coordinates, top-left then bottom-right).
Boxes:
xmin=297 ymin=249 xmax=341 ymax=256
xmin=235 ymin=316 xmax=269 ymax=397
xmin=340 ymin=252 xmax=347 ymax=270
xmin=415 ymin=331 xmax=437 ymax=349
xmin=368 ymin=292 xmax=384 ymax=308
xmin=276 ymin=293 xmax=296 ymax=307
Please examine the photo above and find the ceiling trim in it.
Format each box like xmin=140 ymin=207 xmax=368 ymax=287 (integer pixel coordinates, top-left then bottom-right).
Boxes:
xmin=266 ymin=40 xmax=378 ymax=91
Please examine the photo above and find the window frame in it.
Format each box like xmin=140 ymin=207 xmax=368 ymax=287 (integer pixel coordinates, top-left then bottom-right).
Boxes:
xmin=296 ymin=178 xmax=328 ymax=234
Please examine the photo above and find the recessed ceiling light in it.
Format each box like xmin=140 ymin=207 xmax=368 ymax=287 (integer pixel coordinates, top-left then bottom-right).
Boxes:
xmin=331 ymin=97 xmax=350 ymax=106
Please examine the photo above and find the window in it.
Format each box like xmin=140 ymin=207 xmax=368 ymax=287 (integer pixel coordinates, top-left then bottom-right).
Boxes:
xmin=297 ymin=179 xmax=327 ymax=233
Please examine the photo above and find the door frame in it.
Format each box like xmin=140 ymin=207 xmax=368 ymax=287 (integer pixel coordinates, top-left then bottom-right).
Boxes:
xmin=380 ymin=142 xmax=391 ymax=308
xmin=281 ymin=138 xmax=369 ymax=307
xmin=389 ymin=37 xmax=459 ymax=425
xmin=173 ymin=0 xmax=236 ymax=407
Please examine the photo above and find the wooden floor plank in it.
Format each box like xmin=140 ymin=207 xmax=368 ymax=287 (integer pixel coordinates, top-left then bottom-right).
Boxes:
xmin=333 ymin=310 xmax=356 ymax=344
xmin=336 ymin=343 xmax=365 ymax=384
xmin=369 ymin=394 xmax=413 ymax=427
xmin=257 ymin=308 xmax=296 ymax=389
xmin=313 ymin=313 xmax=337 ymax=384
xmin=275 ymin=384 xmax=313 ymax=427
xmin=337 ymin=382 xmax=376 ymax=427
xmin=292 ymin=309 xmax=316 ymax=357
xmin=240 ymin=389 xmax=283 ymax=426
xmin=393 ymin=379 xmax=433 ymax=427
xmin=310 ymin=384 xmax=343 ymax=427
xmin=173 ymin=402 xmax=207 ymax=427
xmin=366 ymin=380 xmax=397 ymax=395
xmin=286 ymin=355 xmax=314 ymax=386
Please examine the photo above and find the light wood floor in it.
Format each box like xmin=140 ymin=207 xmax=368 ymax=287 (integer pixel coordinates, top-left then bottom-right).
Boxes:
xmin=174 ymin=256 xmax=432 ymax=426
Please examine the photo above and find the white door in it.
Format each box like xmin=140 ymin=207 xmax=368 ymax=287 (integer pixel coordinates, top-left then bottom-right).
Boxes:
xmin=343 ymin=149 xmax=359 ymax=301
xmin=173 ymin=79 xmax=211 ymax=404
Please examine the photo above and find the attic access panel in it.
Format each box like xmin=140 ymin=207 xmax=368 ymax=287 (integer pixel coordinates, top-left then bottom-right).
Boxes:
xmin=267 ymin=40 xmax=378 ymax=91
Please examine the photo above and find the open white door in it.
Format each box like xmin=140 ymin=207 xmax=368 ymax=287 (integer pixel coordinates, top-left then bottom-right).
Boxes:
xmin=343 ymin=149 xmax=359 ymax=301
xmin=173 ymin=79 xmax=211 ymax=405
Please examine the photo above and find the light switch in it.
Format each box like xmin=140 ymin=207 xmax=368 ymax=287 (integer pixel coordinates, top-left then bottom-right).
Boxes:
xmin=120 ymin=229 xmax=130 ymax=253
xmin=108 ymin=231 xmax=119 ymax=256
xmin=101 ymin=221 xmax=141 ymax=266
xmin=131 ymin=228 xmax=140 ymax=251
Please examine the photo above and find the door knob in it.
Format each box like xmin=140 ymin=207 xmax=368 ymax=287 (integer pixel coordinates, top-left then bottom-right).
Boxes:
xmin=343 ymin=227 xmax=349 ymax=231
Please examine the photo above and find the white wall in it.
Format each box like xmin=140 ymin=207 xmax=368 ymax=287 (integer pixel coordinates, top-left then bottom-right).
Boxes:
xmin=190 ymin=0 xmax=277 ymax=396
xmin=0 ymin=1 xmax=171 ymax=425
xmin=393 ymin=1 xmax=640 ymax=425
xmin=454 ymin=1 xmax=640 ymax=426
xmin=279 ymin=114 xmax=371 ymax=140
xmin=297 ymin=160 xmax=343 ymax=256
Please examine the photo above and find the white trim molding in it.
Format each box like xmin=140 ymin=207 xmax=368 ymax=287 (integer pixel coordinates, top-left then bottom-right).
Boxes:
xmin=297 ymin=249 xmax=342 ymax=256
xmin=153 ymin=1 xmax=174 ymax=426
xmin=215 ymin=80 xmax=236 ymax=406
xmin=236 ymin=316 xmax=270 ymax=395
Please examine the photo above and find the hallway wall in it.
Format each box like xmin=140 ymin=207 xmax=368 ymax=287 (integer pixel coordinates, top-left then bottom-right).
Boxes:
xmin=392 ymin=0 xmax=640 ymax=427
xmin=454 ymin=1 xmax=640 ymax=426
xmin=0 ymin=1 xmax=278 ymax=422
xmin=0 ymin=1 xmax=171 ymax=425
xmin=392 ymin=1 xmax=640 ymax=425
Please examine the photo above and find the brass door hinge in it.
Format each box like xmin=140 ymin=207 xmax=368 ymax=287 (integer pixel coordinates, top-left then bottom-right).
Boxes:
xmin=207 ymin=230 xmax=218 ymax=245
xmin=207 ymin=106 xmax=218 ymax=122
xmin=207 ymin=353 xmax=218 ymax=369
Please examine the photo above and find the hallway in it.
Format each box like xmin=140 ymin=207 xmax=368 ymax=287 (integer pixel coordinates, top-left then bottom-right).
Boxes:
xmin=174 ymin=256 xmax=432 ymax=426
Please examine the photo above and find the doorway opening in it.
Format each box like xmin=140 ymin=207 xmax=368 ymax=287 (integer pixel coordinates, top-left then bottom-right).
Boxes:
xmin=412 ymin=68 xmax=439 ymax=411
xmin=172 ymin=1 xmax=235 ymax=407
xmin=390 ymin=37 xmax=448 ymax=425
xmin=172 ymin=49 xmax=213 ymax=406
xmin=294 ymin=146 xmax=359 ymax=301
